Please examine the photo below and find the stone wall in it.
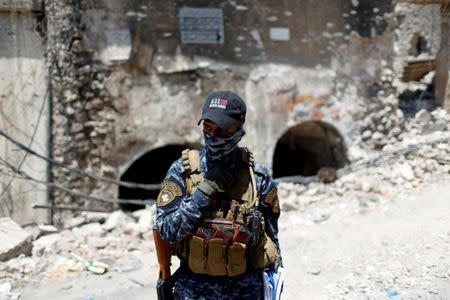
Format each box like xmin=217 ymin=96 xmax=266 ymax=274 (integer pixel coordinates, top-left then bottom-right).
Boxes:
xmin=46 ymin=0 xmax=117 ymax=223
xmin=45 ymin=1 xmax=395 ymax=214
xmin=78 ymin=1 xmax=396 ymax=166
xmin=42 ymin=0 xmax=447 ymax=221
xmin=394 ymin=3 xmax=441 ymax=61
xmin=2 ymin=0 xmax=448 ymax=223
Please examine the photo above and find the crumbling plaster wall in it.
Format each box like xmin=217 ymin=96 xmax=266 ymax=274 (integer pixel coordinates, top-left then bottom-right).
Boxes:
xmin=393 ymin=3 xmax=441 ymax=79
xmin=46 ymin=0 xmax=402 ymax=217
xmin=0 ymin=10 xmax=48 ymax=224
xmin=46 ymin=0 xmax=117 ymax=223
xmin=80 ymin=1 xmax=396 ymax=169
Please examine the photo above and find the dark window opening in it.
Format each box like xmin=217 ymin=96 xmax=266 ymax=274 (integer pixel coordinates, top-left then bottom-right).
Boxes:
xmin=399 ymin=80 xmax=437 ymax=118
xmin=345 ymin=1 xmax=392 ymax=37
xmin=119 ymin=143 xmax=201 ymax=211
xmin=272 ymin=121 xmax=348 ymax=178
xmin=415 ymin=36 xmax=428 ymax=56
xmin=409 ymin=34 xmax=429 ymax=57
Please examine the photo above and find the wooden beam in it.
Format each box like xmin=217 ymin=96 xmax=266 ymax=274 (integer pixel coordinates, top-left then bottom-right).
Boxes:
xmin=401 ymin=58 xmax=436 ymax=82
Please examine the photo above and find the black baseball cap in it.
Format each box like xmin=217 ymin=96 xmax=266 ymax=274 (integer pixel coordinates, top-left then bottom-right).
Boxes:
xmin=198 ymin=91 xmax=246 ymax=129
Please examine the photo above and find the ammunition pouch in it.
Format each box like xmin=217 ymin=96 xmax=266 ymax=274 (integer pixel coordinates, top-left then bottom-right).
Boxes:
xmin=188 ymin=236 xmax=208 ymax=274
xmin=251 ymin=233 xmax=280 ymax=271
xmin=183 ymin=230 xmax=279 ymax=276
xmin=207 ymin=238 xmax=228 ymax=276
xmin=183 ymin=226 xmax=250 ymax=277
xmin=227 ymin=242 xmax=247 ymax=276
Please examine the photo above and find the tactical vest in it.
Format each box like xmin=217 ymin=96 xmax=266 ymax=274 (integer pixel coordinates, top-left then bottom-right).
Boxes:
xmin=176 ymin=148 xmax=279 ymax=277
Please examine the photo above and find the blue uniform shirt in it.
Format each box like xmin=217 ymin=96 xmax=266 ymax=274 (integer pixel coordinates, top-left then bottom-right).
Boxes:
xmin=155 ymin=148 xmax=281 ymax=299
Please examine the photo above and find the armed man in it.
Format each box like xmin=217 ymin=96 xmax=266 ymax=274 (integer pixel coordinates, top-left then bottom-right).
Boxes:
xmin=154 ymin=90 xmax=282 ymax=299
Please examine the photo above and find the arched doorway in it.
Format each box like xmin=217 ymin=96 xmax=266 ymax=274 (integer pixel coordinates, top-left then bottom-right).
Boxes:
xmin=119 ymin=143 xmax=201 ymax=210
xmin=272 ymin=121 xmax=348 ymax=178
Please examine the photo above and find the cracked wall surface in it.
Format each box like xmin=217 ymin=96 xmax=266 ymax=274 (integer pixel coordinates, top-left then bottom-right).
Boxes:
xmin=2 ymin=0 xmax=449 ymax=223
xmin=0 ymin=10 xmax=48 ymax=224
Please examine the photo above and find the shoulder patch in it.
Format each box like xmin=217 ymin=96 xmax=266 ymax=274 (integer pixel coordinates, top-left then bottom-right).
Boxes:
xmin=264 ymin=188 xmax=280 ymax=213
xmin=157 ymin=181 xmax=182 ymax=206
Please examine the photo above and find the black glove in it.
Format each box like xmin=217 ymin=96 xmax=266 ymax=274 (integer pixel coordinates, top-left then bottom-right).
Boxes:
xmin=195 ymin=163 xmax=232 ymax=197
xmin=204 ymin=163 xmax=235 ymax=192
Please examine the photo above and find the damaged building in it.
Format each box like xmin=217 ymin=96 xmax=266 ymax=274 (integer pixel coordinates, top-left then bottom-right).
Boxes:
xmin=0 ymin=0 xmax=449 ymax=225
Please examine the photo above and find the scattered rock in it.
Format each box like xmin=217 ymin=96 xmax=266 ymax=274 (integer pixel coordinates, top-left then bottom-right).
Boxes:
xmin=399 ymin=164 xmax=415 ymax=181
xmin=32 ymin=233 xmax=61 ymax=257
xmin=415 ymin=109 xmax=431 ymax=124
xmin=136 ymin=207 xmax=155 ymax=234
xmin=82 ymin=212 xmax=109 ymax=224
xmin=312 ymin=213 xmax=330 ymax=223
xmin=36 ymin=224 xmax=59 ymax=239
xmin=0 ymin=282 xmax=20 ymax=300
xmin=112 ymin=258 xmax=142 ymax=273
xmin=281 ymin=201 xmax=297 ymax=212
xmin=103 ymin=211 xmax=133 ymax=231
xmin=307 ymin=268 xmax=321 ymax=275
xmin=86 ymin=236 xmax=108 ymax=249
xmin=63 ymin=216 xmax=86 ymax=229
xmin=0 ymin=218 xmax=32 ymax=262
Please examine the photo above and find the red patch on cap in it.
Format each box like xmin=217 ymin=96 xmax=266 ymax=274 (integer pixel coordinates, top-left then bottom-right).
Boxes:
xmin=209 ymin=98 xmax=228 ymax=109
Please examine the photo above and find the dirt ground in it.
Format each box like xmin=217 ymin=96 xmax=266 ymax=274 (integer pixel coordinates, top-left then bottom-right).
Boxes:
xmin=16 ymin=178 xmax=450 ymax=299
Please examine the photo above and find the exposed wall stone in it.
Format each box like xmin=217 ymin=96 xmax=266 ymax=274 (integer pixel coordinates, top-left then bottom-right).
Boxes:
xmin=46 ymin=0 xmax=117 ymax=224
xmin=78 ymin=1 xmax=396 ymax=171
xmin=1 ymin=0 xmax=447 ymax=224
xmin=40 ymin=0 xmax=446 ymax=221
xmin=393 ymin=4 xmax=441 ymax=77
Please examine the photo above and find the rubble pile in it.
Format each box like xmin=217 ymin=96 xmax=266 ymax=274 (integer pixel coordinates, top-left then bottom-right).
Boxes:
xmin=0 ymin=206 xmax=155 ymax=290
xmin=279 ymin=104 xmax=450 ymax=224
xmin=359 ymin=96 xmax=407 ymax=149
xmin=359 ymin=94 xmax=449 ymax=149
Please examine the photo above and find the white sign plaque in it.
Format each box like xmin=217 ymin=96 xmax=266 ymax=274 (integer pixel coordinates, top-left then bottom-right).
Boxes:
xmin=179 ymin=7 xmax=224 ymax=44
xmin=269 ymin=27 xmax=290 ymax=41
xmin=105 ymin=30 xmax=131 ymax=62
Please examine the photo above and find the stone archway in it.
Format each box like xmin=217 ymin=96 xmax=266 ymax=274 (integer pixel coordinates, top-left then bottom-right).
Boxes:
xmin=272 ymin=121 xmax=348 ymax=178
xmin=119 ymin=143 xmax=201 ymax=210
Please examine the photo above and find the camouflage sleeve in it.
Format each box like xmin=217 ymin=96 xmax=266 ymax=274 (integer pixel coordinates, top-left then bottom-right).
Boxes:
xmin=254 ymin=163 xmax=281 ymax=249
xmin=155 ymin=158 xmax=211 ymax=243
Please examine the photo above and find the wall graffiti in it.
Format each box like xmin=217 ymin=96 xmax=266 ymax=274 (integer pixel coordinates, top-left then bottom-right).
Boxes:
xmin=269 ymin=85 xmax=331 ymax=118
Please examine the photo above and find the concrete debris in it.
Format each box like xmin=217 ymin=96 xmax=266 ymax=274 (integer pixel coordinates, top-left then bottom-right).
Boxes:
xmin=112 ymin=258 xmax=143 ymax=273
xmin=415 ymin=109 xmax=431 ymax=124
xmin=73 ymin=222 xmax=104 ymax=238
xmin=103 ymin=211 xmax=134 ymax=232
xmin=279 ymin=102 xmax=449 ymax=225
xmin=307 ymin=268 xmax=322 ymax=276
xmin=0 ymin=218 xmax=32 ymax=262
xmin=0 ymin=282 xmax=20 ymax=300
xmin=135 ymin=206 xmax=155 ymax=234
xmin=37 ymin=225 xmax=59 ymax=237
xmin=82 ymin=212 xmax=109 ymax=224
xmin=0 ymin=205 xmax=156 ymax=288
xmin=23 ymin=224 xmax=59 ymax=241
xmin=32 ymin=233 xmax=61 ymax=257
xmin=360 ymin=97 xmax=449 ymax=149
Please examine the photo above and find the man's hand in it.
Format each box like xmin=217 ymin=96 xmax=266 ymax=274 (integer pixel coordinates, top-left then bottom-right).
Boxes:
xmin=194 ymin=163 xmax=235 ymax=208
xmin=204 ymin=163 xmax=234 ymax=192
